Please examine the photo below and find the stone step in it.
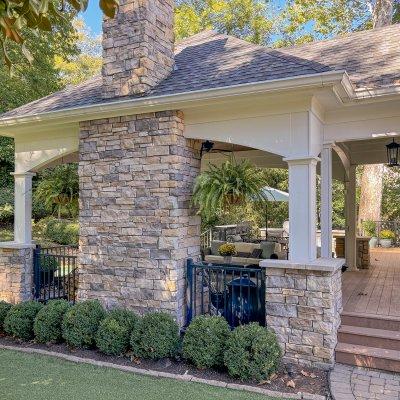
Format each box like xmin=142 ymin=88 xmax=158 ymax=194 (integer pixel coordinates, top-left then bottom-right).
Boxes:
xmin=336 ymin=342 xmax=400 ymax=373
xmin=341 ymin=311 xmax=400 ymax=331
xmin=338 ymin=325 xmax=400 ymax=350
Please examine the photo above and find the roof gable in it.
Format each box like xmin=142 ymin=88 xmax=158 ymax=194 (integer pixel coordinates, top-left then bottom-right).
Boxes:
xmin=1 ymin=24 xmax=399 ymax=120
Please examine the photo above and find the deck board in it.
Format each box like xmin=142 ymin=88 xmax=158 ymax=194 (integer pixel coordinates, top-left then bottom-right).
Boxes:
xmin=342 ymin=248 xmax=400 ymax=319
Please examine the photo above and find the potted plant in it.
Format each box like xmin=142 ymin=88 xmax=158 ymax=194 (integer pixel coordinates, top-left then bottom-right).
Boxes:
xmin=218 ymin=243 xmax=236 ymax=264
xmin=362 ymin=220 xmax=378 ymax=248
xmin=380 ymin=229 xmax=395 ymax=248
xmin=192 ymin=158 xmax=268 ymax=219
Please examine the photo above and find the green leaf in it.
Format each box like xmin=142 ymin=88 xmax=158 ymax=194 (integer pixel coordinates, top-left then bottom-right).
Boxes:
xmin=21 ymin=41 xmax=33 ymax=63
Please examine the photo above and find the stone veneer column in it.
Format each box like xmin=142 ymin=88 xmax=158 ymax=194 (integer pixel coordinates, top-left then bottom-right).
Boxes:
xmin=78 ymin=110 xmax=200 ymax=325
xmin=261 ymin=259 xmax=343 ymax=369
xmin=0 ymin=245 xmax=33 ymax=303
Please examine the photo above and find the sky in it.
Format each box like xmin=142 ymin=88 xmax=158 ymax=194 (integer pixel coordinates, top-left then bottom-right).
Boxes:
xmin=81 ymin=0 xmax=287 ymax=36
xmin=80 ymin=1 xmax=103 ymax=36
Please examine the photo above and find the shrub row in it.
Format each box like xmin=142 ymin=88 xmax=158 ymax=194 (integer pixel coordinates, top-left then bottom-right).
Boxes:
xmin=0 ymin=300 xmax=281 ymax=381
xmin=0 ymin=300 xmax=179 ymax=359
xmin=183 ymin=316 xmax=281 ymax=381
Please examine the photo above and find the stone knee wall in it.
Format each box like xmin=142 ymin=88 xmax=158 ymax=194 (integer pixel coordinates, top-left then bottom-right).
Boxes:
xmin=0 ymin=247 xmax=33 ymax=303
xmin=265 ymin=266 xmax=342 ymax=369
xmin=78 ymin=111 xmax=201 ymax=325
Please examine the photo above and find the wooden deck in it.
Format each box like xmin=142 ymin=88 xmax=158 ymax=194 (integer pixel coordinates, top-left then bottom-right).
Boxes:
xmin=342 ymin=248 xmax=400 ymax=319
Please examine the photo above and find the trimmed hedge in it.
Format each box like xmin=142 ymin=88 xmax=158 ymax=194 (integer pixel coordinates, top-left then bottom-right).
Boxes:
xmin=62 ymin=300 xmax=105 ymax=348
xmin=183 ymin=316 xmax=230 ymax=369
xmin=34 ymin=300 xmax=71 ymax=343
xmin=4 ymin=301 xmax=43 ymax=341
xmin=0 ymin=300 xmax=12 ymax=331
xmin=224 ymin=323 xmax=281 ymax=381
xmin=96 ymin=309 xmax=139 ymax=356
xmin=130 ymin=312 xmax=180 ymax=359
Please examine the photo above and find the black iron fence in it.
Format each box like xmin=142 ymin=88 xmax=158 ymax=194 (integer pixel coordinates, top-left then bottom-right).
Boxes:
xmin=33 ymin=245 xmax=78 ymax=303
xmin=186 ymin=259 xmax=266 ymax=329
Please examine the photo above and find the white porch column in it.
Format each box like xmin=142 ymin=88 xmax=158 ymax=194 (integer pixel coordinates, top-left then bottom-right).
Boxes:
xmin=345 ymin=165 xmax=357 ymax=270
xmin=284 ymin=157 xmax=319 ymax=263
xmin=12 ymin=172 xmax=35 ymax=244
xmin=321 ymin=143 xmax=333 ymax=258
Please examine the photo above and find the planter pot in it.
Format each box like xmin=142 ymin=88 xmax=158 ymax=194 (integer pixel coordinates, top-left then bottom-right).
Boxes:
xmin=380 ymin=239 xmax=392 ymax=248
xmin=369 ymin=237 xmax=378 ymax=248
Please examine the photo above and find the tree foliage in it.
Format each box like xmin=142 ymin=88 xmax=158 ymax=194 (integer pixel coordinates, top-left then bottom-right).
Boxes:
xmin=274 ymin=0 xmax=371 ymax=47
xmin=55 ymin=18 xmax=101 ymax=85
xmin=34 ymin=164 xmax=79 ymax=219
xmin=0 ymin=0 xmax=116 ymax=69
xmin=175 ymin=0 xmax=273 ymax=44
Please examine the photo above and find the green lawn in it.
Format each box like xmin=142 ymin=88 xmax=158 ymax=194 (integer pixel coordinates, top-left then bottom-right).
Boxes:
xmin=0 ymin=349 xmax=284 ymax=400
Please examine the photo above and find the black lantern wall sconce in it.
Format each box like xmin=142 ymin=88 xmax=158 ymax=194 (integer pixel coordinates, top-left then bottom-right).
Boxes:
xmin=386 ymin=138 xmax=400 ymax=167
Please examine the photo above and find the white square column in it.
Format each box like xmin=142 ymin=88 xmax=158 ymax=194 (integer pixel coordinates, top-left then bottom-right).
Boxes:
xmin=345 ymin=165 xmax=357 ymax=270
xmin=12 ymin=172 xmax=35 ymax=244
xmin=284 ymin=157 xmax=319 ymax=263
xmin=321 ymin=143 xmax=333 ymax=258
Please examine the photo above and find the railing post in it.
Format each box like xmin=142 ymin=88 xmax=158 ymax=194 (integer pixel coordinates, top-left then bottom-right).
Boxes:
xmin=260 ymin=268 xmax=266 ymax=327
xmin=33 ymin=245 xmax=41 ymax=300
xmin=186 ymin=258 xmax=194 ymax=327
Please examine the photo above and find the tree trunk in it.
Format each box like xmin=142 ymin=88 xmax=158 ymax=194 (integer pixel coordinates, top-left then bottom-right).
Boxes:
xmin=358 ymin=164 xmax=384 ymax=227
xmin=373 ymin=0 xmax=394 ymax=27
xmin=357 ymin=0 xmax=393 ymax=230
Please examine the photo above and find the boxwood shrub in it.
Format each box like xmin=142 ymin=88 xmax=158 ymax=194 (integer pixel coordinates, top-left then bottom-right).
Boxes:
xmin=96 ymin=309 xmax=139 ymax=355
xmin=34 ymin=300 xmax=71 ymax=343
xmin=183 ymin=316 xmax=230 ymax=369
xmin=62 ymin=300 xmax=105 ymax=348
xmin=0 ymin=300 xmax=12 ymax=332
xmin=4 ymin=301 xmax=43 ymax=341
xmin=224 ymin=323 xmax=282 ymax=381
xmin=130 ymin=312 xmax=180 ymax=359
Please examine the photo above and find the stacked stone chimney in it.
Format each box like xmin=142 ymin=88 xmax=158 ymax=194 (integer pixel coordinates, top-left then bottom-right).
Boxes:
xmin=78 ymin=0 xmax=201 ymax=325
xmin=102 ymin=0 xmax=175 ymax=98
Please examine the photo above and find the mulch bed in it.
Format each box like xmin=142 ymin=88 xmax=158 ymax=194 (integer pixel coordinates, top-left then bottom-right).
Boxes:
xmin=0 ymin=334 xmax=329 ymax=398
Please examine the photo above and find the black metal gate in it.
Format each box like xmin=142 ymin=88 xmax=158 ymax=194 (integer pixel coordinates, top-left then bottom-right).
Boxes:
xmin=186 ymin=259 xmax=266 ymax=329
xmin=33 ymin=245 xmax=78 ymax=303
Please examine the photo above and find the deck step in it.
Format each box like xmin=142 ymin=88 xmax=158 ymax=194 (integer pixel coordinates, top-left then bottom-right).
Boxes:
xmin=341 ymin=312 xmax=400 ymax=331
xmin=338 ymin=325 xmax=400 ymax=350
xmin=335 ymin=343 xmax=400 ymax=373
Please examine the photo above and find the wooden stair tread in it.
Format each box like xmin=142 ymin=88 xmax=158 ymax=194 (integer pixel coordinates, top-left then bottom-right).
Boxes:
xmin=336 ymin=342 xmax=400 ymax=361
xmin=339 ymin=325 xmax=400 ymax=340
xmin=341 ymin=311 xmax=400 ymax=323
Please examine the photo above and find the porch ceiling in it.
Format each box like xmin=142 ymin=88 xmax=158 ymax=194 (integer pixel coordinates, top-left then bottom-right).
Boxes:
xmin=340 ymin=136 xmax=398 ymax=166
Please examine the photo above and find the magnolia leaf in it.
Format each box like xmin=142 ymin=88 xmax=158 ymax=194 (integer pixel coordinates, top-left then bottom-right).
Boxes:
xmin=37 ymin=15 xmax=51 ymax=31
xmin=99 ymin=0 xmax=118 ymax=18
xmin=21 ymin=42 xmax=33 ymax=63
xmin=67 ymin=0 xmax=81 ymax=11
xmin=79 ymin=0 xmax=88 ymax=12
xmin=39 ymin=0 xmax=49 ymax=14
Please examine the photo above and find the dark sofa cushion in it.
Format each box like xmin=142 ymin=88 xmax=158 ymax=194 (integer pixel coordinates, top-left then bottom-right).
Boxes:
xmin=250 ymin=248 xmax=263 ymax=259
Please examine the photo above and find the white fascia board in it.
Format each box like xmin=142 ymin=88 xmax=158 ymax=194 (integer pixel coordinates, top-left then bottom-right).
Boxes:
xmin=0 ymin=70 xmax=350 ymax=133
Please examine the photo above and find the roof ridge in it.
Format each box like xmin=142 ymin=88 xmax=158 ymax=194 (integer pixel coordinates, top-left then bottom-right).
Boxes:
xmin=279 ymin=23 xmax=400 ymax=51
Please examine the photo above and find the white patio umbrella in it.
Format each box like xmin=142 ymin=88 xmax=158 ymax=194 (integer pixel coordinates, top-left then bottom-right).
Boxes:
xmin=259 ymin=187 xmax=289 ymax=240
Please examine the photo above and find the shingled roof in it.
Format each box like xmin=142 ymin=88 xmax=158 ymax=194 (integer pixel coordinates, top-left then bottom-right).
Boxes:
xmin=1 ymin=24 xmax=399 ymax=120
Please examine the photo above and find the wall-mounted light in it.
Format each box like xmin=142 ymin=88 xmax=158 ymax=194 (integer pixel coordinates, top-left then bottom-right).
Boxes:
xmin=200 ymin=140 xmax=214 ymax=157
xmin=386 ymin=138 xmax=400 ymax=167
